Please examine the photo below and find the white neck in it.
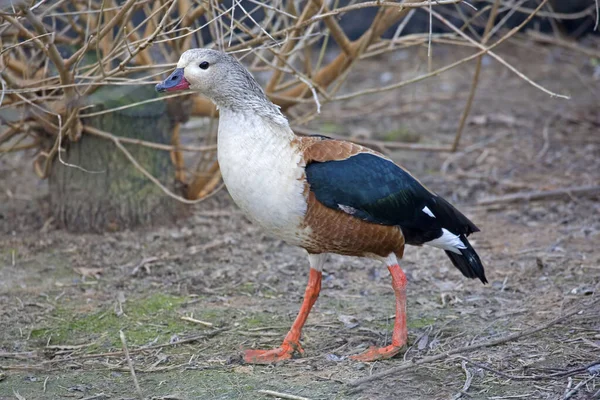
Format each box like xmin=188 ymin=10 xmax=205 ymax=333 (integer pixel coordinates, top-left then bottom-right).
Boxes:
xmin=218 ymin=107 xmax=293 ymax=140
xmin=216 ymin=109 xmax=307 ymax=244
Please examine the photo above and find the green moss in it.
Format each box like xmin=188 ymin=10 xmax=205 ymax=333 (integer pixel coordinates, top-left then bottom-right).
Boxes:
xmin=135 ymin=293 xmax=184 ymax=314
xmin=194 ymin=309 xmax=222 ymax=321
xmin=320 ymin=122 xmax=343 ymax=134
xmin=0 ymin=247 xmax=17 ymax=256
xmin=383 ymin=127 xmax=420 ymax=143
xmin=238 ymin=282 xmax=256 ymax=295
xmin=31 ymin=293 xmax=188 ymax=348
xmin=243 ymin=316 xmax=271 ymax=328
xmin=407 ymin=316 xmax=437 ymax=329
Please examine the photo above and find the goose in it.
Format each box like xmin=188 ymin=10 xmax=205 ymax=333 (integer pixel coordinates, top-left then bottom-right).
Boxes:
xmin=156 ymin=49 xmax=486 ymax=364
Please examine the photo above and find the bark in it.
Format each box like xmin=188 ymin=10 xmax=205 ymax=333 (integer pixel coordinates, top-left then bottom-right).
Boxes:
xmin=49 ymin=84 xmax=186 ymax=232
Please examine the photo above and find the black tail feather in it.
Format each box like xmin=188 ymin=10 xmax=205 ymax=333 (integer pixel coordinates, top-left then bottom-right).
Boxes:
xmin=431 ymin=196 xmax=480 ymax=237
xmin=444 ymin=235 xmax=487 ymax=284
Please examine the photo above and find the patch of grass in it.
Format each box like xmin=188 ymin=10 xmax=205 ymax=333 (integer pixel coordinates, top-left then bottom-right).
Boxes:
xmin=0 ymin=368 xmax=343 ymax=400
xmin=407 ymin=315 xmax=437 ymax=329
xmin=383 ymin=127 xmax=420 ymax=143
xmin=320 ymin=122 xmax=343 ymax=134
xmin=31 ymin=293 xmax=189 ymax=348
xmin=238 ymin=282 xmax=256 ymax=295
xmin=192 ymin=308 xmax=226 ymax=322
xmin=243 ymin=312 xmax=278 ymax=328
xmin=0 ymin=247 xmax=17 ymax=257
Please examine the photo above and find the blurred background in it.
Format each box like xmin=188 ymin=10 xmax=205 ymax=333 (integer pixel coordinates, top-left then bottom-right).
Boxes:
xmin=1 ymin=0 xmax=598 ymax=232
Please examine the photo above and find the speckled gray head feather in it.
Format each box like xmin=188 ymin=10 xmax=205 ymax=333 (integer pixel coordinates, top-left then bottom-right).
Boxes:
xmin=177 ymin=49 xmax=287 ymax=126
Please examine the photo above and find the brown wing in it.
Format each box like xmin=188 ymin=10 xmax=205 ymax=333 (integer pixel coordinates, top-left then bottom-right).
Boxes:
xmin=297 ymin=135 xmax=435 ymax=192
xmin=293 ymin=136 xmax=405 ymax=258
xmin=294 ymin=135 xmax=382 ymax=164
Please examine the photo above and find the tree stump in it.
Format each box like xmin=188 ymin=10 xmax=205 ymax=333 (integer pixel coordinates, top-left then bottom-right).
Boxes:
xmin=49 ymin=85 xmax=186 ymax=232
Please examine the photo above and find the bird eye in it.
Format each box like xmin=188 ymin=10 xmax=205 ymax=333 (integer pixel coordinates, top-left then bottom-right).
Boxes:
xmin=199 ymin=61 xmax=209 ymax=70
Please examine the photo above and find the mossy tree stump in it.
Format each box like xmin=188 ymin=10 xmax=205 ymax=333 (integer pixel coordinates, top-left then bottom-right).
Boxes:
xmin=50 ymin=85 xmax=186 ymax=232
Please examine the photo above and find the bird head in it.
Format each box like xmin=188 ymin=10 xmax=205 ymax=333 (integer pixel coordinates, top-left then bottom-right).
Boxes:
xmin=156 ymin=49 xmax=262 ymax=105
xmin=156 ymin=48 xmax=287 ymax=125
xmin=156 ymin=49 xmax=227 ymax=93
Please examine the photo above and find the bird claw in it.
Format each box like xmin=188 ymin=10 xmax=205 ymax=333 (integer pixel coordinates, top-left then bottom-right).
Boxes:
xmin=243 ymin=341 xmax=304 ymax=364
xmin=350 ymin=344 xmax=405 ymax=362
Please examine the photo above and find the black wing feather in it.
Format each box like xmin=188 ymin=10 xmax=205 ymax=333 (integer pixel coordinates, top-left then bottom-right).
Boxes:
xmin=305 ymin=153 xmax=478 ymax=245
xmin=306 ymin=153 xmax=487 ymax=284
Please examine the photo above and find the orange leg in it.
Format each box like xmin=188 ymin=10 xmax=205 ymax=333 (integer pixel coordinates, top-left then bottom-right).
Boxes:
xmin=351 ymin=264 xmax=407 ymax=362
xmin=244 ymin=268 xmax=322 ymax=364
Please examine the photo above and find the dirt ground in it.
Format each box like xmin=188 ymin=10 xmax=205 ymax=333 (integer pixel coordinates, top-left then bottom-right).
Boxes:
xmin=1 ymin=43 xmax=599 ymax=400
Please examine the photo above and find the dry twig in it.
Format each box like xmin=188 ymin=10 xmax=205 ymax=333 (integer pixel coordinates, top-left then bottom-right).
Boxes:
xmin=0 ymin=328 xmax=228 ymax=371
xmin=0 ymin=0 xmax=586 ymax=203
xmin=181 ymin=316 xmax=214 ymax=327
xmin=258 ymin=390 xmax=313 ymax=400
xmin=477 ymin=185 xmax=600 ymax=205
xmin=457 ymin=356 xmax=600 ymax=381
xmin=451 ymin=360 xmax=474 ymax=400
xmin=119 ymin=330 xmax=143 ymax=400
xmin=348 ymin=301 xmax=596 ymax=389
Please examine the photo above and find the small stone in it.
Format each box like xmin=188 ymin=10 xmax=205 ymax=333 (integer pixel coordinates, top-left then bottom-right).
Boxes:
xmin=338 ymin=315 xmax=359 ymax=329
xmin=325 ymin=353 xmax=345 ymax=362
xmin=587 ymin=364 xmax=600 ymax=375
xmin=354 ymin=362 xmax=368 ymax=370
xmin=233 ymin=365 xmax=253 ymax=374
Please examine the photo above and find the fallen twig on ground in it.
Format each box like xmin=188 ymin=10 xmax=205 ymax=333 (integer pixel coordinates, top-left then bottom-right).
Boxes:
xmin=13 ymin=390 xmax=26 ymax=400
xmin=456 ymin=356 xmax=600 ymax=381
xmin=347 ymin=300 xmax=596 ymax=389
xmin=181 ymin=316 xmax=214 ymax=327
xmin=79 ymin=393 xmax=108 ymax=400
xmin=451 ymin=360 xmax=474 ymax=400
xmin=477 ymin=185 xmax=600 ymax=205
xmin=258 ymin=389 xmax=313 ymax=400
xmin=0 ymin=328 xmax=228 ymax=371
xmin=0 ymin=351 xmax=36 ymax=360
xmin=119 ymin=330 xmax=143 ymax=400
xmin=564 ymin=374 xmax=599 ymax=400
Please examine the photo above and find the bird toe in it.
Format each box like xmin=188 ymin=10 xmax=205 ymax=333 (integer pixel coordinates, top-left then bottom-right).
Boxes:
xmin=243 ymin=342 xmax=301 ymax=364
xmin=350 ymin=344 xmax=405 ymax=362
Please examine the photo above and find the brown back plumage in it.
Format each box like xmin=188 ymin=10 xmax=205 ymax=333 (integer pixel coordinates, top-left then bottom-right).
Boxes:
xmin=296 ymin=136 xmax=405 ymax=258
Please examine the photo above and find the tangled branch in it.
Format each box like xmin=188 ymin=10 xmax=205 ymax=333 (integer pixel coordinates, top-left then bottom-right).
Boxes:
xmin=0 ymin=0 xmax=593 ymax=202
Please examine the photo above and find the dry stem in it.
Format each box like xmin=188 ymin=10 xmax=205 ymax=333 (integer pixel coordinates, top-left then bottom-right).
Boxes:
xmin=0 ymin=0 xmax=585 ymax=202
xmin=348 ymin=300 xmax=597 ymax=389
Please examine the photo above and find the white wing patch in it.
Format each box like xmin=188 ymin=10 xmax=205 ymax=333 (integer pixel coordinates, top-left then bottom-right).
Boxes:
xmin=426 ymin=228 xmax=466 ymax=254
xmin=422 ymin=206 xmax=435 ymax=218
xmin=338 ymin=204 xmax=357 ymax=215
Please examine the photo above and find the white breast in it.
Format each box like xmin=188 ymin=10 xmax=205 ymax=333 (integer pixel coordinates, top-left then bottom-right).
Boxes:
xmin=217 ymin=110 xmax=308 ymax=245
